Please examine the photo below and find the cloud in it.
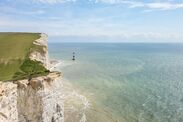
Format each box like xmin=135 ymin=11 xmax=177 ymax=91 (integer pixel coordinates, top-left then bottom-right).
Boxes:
xmin=1 ymin=18 xmax=181 ymax=43
xmin=0 ymin=5 xmax=45 ymax=16
xmin=49 ymin=32 xmax=183 ymax=43
xmin=130 ymin=2 xmax=183 ymax=10
xmin=3 ymin=0 xmax=183 ymax=11
xmin=14 ymin=10 xmax=45 ymax=15
xmin=1 ymin=16 xmax=183 ymax=42
xmin=32 ymin=0 xmax=76 ymax=4
xmin=94 ymin=0 xmax=183 ymax=11
xmin=1 ymin=0 xmax=183 ymax=42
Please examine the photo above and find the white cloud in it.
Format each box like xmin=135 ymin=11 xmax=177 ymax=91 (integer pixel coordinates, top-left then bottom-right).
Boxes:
xmin=4 ymin=0 xmax=183 ymax=11
xmin=94 ymin=0 xmax=183 ymax=10
xmin=32 ymin=0 xmax=76 ymax=4
xmin=1 ymin=0 xmax=183 ymax=42
xmin=146 ymin=2 xmax=183 ymax=10
xmin=15 ymin=10 xmax=45 ymax=15
xmin=0 ymin=6 xmax=45 ymax=15
xmin=1 ymin=16 xmax=182 ymax=42
xmin=129 ymin=2 xmax=183 ymax=10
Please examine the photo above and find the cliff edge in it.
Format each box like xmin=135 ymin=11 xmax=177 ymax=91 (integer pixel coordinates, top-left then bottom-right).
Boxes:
xmin=0 ymin=33 xmax=64 ymax=122
xmin=29 ymin=33 xmax=50 ymax=69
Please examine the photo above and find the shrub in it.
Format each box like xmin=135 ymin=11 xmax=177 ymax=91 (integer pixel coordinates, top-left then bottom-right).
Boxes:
xmin=13 ymin=59 xmax=49 ymax=80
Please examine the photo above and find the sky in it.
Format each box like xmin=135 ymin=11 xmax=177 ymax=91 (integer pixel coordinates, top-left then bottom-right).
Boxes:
xmin=0 ymin=0 xmax=183 ymax=42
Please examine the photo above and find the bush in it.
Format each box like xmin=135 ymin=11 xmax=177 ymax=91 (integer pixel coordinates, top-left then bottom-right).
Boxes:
xmin=13 ymin=59 xmax=49 ymax=80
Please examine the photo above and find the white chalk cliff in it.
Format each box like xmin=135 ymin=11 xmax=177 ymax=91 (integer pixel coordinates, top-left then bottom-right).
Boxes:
xmin=29 ymin=33 xmax=50 ymax=69
xmin=0 ymin=34 xmax=64 ymax=122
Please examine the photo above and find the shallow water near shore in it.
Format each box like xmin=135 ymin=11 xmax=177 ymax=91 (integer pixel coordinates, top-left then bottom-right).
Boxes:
xmin=49 ymin=43 xmax=183 ymax=122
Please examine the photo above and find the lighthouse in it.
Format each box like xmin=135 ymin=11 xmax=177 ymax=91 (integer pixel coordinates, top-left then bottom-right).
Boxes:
xmin=72 ymin=52 xmax=75 ymax=61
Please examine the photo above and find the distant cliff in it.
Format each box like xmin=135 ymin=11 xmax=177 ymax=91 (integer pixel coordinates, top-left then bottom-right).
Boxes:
xmin=0 ymin=33 xmax=64 ymax=122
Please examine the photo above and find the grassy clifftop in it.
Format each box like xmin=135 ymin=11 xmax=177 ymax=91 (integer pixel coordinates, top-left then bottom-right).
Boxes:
xmin=0 ymin=33 xmax=49 ymax=81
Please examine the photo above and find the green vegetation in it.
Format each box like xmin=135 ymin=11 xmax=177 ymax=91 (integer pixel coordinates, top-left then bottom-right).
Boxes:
xmin=13 ymin=59 xmax=49 ymax=80
xmin=0 ymin=32 xmax=49 ymax=81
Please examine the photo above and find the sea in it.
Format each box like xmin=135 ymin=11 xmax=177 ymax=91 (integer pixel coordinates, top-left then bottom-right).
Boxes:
xmin=49 ymin=43 xmax=183 ymax=122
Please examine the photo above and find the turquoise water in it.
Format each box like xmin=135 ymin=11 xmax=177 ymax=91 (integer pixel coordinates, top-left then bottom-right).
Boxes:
xmin=49 ymin=43 xmax=183 ymax=122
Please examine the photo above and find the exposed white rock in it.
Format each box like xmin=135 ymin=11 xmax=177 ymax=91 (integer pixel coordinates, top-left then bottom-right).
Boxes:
xmin=29 ymin=33 xmax=50 ymax=69
xmin=0 ymin=72 xmax=64 ymax=122
xmin=0 ymin=33 xmax=64 ymax=122
xmin=0 ymin=82 xmax=18 ymax=122
xmin=17 ymin=72 xmax=64 ymax=122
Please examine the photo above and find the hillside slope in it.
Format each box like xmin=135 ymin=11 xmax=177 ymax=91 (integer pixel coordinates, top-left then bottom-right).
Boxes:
xmin=0 ymin=33 xmax=49 ymax=81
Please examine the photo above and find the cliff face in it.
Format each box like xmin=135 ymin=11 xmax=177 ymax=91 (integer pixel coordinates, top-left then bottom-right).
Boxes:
xmin=29 ymin=33 xmax=50 ymax=69
xmin=17 ymin=72 xmax=63 ymax=122
xmin=0 ymin=33 xmax=64 ymax=122
xmin=0 ymin=82 xmax=18 ymax=122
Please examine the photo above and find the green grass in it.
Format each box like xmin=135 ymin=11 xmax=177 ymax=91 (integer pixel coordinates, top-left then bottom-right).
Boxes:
xmin=13 ymin=59 xmax=49 ymax=80
xmin=0 ymin=32 xmax=49 ymax=81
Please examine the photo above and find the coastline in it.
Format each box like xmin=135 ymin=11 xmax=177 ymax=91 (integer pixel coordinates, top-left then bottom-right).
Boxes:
xmin=50 ymin=59 xmax=90 ymax=122
xmin=49 ymin=59 xmax=119 ymax=122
